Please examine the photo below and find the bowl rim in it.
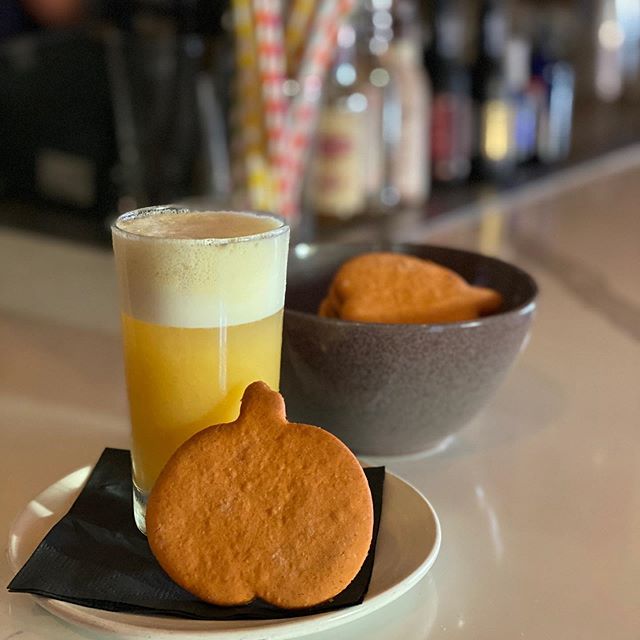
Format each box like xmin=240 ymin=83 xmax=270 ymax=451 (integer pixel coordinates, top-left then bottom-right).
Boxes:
xmin=285 ymin=242 xmax=538 ymax=329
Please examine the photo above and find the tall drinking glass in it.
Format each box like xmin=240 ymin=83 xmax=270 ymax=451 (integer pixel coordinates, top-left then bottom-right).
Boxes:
xmin=112 ymin=206 xmax=289 ymax=533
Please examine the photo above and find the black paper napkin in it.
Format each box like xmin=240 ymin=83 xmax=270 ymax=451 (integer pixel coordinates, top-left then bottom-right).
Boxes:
xmin=8 ymin=448 xmax=384 ymax=620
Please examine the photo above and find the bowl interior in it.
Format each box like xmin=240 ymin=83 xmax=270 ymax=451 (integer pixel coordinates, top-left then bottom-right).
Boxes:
xmin=285 ymin=243 xmax=537 ymax=318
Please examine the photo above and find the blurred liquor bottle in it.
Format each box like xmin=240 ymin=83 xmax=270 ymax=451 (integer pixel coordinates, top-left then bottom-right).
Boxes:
xmin=593 ymin=0 xmax=625 ymax=102
xmin=352 ymin=0 xmax=402 ymax=214
xmin=472 ymin=0 xmax=517 ymax=181
xmin=615 ymin=0 xmax=640 ymax=100
xmin=505 ymin=37 xmax=537 ymax=163
xmin=385 ymin=0 xmax=431 ymax=208
xmin=353 ymin=0 xmax=392 ymax=215
xmin=426 ymin=0 xmax=473 ymax=183
xmin=591 ymin=0 xmax=640 ymax=101
xmin=307 ymin=23 xmax=369 ymax=222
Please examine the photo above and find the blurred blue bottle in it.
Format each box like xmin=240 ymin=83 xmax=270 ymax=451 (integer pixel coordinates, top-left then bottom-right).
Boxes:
xmin=426 ymin=0 xmax=474 ymax=183
xmin=531 ymin=45 xmax=575 ymax=164
xmin=505 ymin=37 xmax=537 ymax=163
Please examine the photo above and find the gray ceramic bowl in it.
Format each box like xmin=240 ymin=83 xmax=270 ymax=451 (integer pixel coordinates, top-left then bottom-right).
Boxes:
xmin=280 ymin=243 xmax=538 ymax=456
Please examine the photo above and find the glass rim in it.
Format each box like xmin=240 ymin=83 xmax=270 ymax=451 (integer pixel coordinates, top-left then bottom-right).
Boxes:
xmin=111 ymin=205 xmax=289 ymax=245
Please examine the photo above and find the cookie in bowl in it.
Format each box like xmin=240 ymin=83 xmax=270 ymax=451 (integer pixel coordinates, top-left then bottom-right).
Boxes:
xmin=318 ymin=252 xmax=503 ymax=324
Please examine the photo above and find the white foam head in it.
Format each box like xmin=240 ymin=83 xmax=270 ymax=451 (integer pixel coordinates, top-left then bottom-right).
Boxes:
xmin=112 ymin=208 xmax=289 ymax=328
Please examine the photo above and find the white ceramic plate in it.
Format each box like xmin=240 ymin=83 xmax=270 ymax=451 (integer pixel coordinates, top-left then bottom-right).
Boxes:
xmin=7 ymin=467 xmax=440 ymax=639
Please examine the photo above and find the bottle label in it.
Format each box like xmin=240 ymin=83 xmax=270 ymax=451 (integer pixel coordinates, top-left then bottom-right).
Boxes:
xmin=514 ymin=94 xmax=537 ymax=161
xmin=308 ymin=108 xmax=366 ymax=219
xmin=36 ymin=148 xmax=96 ymax=207
xmin=481 ymin=99 xmax=515 ymax=163
xmin=432 ymin=94 xmax=456 ymax=160
xmin=432 ymin=93 xmax=472 ymax=181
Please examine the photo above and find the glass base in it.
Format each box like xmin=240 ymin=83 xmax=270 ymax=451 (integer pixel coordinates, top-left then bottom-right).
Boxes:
xmin=133 ymin=481 xmax=148 ymax=535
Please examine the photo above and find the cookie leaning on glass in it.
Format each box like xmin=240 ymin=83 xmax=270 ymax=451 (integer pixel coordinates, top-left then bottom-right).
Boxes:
xmin=146 ymin=381 xmax=373 ymax=609
xmin=319 ymin=252 xmax=503 ymax=323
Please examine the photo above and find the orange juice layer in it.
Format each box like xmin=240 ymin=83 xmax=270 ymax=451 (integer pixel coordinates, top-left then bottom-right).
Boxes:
xmin=122 ymin=309 xmax=283 ymax=493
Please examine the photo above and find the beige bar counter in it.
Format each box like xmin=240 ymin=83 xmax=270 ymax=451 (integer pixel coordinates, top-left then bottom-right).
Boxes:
xmin=1 ymin=147 xmax=639 ymax=638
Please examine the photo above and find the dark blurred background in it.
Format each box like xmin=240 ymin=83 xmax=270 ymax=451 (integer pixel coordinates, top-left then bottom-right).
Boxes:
xmin=1 ymin=0 xmax=638 ymax=244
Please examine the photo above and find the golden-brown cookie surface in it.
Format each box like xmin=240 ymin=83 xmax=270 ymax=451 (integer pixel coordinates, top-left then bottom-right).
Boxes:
xmin=319 ymin=252 xmax=502 ymax=323
xmin=146 ymin=381 xmax=373 ymax=609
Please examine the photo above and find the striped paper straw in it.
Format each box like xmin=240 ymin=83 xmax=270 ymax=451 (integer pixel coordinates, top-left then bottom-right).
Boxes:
xmin=232 ymin=0 xmax=277 ymax=211
xmin=252 ymin=0 xmax=288 ymax=196
xmin=285 ymin=0 xmax=317 ymax=76
xmin=279 ymin=0 xmax=357 ymax=218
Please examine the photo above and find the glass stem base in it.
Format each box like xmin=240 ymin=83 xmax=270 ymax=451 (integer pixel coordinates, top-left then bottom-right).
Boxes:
xmin=133 ymin=481 xmax=148 ymax=535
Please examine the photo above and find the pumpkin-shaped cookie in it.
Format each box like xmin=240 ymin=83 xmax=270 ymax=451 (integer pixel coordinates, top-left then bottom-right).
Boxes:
xmin=319 ymin=252 xmax=503 ymax=323
xmin=146 ymin=381 xmax=373 ymax=609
